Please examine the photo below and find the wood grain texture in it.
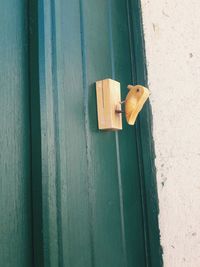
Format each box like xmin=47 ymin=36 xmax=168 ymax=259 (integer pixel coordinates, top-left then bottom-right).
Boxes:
xmin=30 ymin=0 xmax=161 ymax=266
xmin=0 ymin=1 xmax=32 ymax=266
xmin=81 ymin=1 xmax=126 ymax=266
xmin=39 ymin=0 xmax=147 ymax=266
xmin=96 ymin=79 xmax=122 ymax=130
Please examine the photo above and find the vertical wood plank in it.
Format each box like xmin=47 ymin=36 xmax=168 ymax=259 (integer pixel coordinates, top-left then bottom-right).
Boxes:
xmin=49 ymin=1 xmax=94 ymax=266
xmin=109 ymin=1 xmax=147 ymax=266
xmin=81 ymin=1 xmax=125 ymax=266
xmin=0 ymin=1 xmax=32 ymax=266
xmin=30 ymin=0 xmax=62 ymax=265
xmin=128 ymin=0 xmax=163 ymax=266
xmin=32 ymin=0 xmax=161 ymax=266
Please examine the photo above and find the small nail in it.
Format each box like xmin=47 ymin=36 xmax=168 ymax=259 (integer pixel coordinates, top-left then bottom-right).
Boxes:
xmin=115 ymin=110 xmax=123 ymax=114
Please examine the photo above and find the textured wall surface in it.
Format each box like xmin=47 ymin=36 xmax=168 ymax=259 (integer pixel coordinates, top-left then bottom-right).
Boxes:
xmin=141 ymin=1 xmax=200 ymax=266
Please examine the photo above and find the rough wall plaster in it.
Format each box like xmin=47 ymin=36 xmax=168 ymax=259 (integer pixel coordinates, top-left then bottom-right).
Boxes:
xmin=141 ymin=1 xmax=200 ymax=266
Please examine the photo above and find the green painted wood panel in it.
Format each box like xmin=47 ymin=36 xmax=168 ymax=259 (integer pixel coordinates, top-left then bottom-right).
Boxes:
xmin=109 ymin=2 xmax=147 ymax=266
xmin=35 ymin=0 xmax=146 ymax=266
xmin=0 ymin=1 xmax=162 ymax=266
xmin=31 ymin=0 xmax=162 ymax=266
xmin=81 ymin=1 xmax=146 ymax=266
xmin=0 ymin=1 xmax=33 ymax=266
xmin=128 ymin=1 xmax=163 ymax=265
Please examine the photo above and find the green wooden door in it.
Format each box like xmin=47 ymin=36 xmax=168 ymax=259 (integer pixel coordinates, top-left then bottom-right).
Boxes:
xmin=54 ymin=1 xmax=147 ymax=266
xmin=0 ymin=1 xmax=33 ymax=267
xmin=30 ymin=0 xmax=162 ymax=267
xmin=0 ymin=0 xmax=161 ymax=267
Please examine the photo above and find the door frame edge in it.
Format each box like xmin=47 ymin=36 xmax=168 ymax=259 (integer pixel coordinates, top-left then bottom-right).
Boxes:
xmin=127 ymin=0 xmax=163 ymax=266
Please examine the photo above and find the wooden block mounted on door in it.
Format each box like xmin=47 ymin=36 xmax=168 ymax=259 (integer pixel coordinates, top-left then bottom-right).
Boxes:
xmin=96 ymin=79 xmax=122 ymax=130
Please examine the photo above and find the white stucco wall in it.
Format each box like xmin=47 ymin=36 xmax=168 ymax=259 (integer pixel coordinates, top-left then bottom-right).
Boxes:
xmin=141 ymin=1 xmax=200 ymax=266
